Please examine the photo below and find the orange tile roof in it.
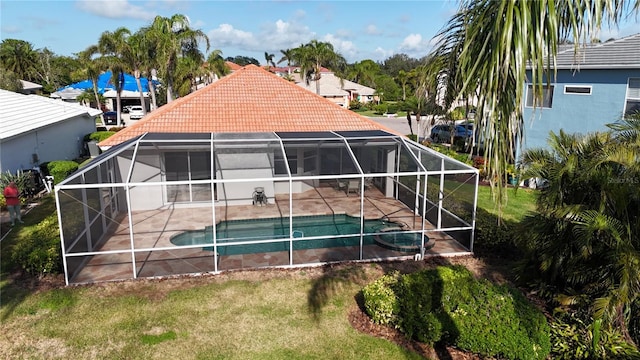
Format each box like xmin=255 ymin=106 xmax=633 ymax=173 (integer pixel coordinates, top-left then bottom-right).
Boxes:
xmin=100 ymin=65 xmax=398 ymax=147
xmin=225 ymin=61 xmax=242 ymax=71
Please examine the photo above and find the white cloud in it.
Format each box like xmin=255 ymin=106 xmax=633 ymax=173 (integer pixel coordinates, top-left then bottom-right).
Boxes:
xmin=209 ymin=23 xmax=257 ymax=49
xmin=323 ymin=34 xmax=357 ymax=60
xmin=1 ymin=25 xmax=21 ymax=34
xmin=366 ymin=24 xmax=381 ymax=35
xmin=374 ymin=47 xmax=394 ymax=60
xmin=398 ymin=33 xmax=433 ymax=57
xmin=75 ymin=0 xmax=153 ymax=20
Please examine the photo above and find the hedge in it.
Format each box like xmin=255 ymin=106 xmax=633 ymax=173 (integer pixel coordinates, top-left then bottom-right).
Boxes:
xmin=84 ymin=131 xmax=116 ymax=143
xmin=47 ymin=161 xmax=79 ymax=185
xmin=362 ymin=265 xmax=551 ymax=360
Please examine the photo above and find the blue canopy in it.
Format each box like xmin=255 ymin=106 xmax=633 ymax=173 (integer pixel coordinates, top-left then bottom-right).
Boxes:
xmin=57 ymin=71 xmax=155 ymax=94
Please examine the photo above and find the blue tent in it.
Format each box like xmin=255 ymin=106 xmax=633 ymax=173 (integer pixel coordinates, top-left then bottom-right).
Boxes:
xmin=57 ymin=71 xmax=155 ymax=94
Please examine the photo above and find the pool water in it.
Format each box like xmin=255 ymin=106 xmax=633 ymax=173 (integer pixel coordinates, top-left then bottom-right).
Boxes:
xmin=170 ymin=214 xmax=428 ymax=255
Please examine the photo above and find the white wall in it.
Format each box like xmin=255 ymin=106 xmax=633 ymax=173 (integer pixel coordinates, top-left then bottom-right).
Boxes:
xmin=0 ymin=114 xmax=96 ymax=174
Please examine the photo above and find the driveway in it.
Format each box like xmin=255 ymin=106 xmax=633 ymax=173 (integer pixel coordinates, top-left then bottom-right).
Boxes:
xmin=368 ymin=116 xmax=431 ymax=141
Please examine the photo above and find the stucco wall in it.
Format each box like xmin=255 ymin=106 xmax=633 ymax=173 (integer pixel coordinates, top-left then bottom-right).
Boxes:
xmin=1 ymin=114 xmax=96 ymax=174
xmin=521 ymin=69 xmax=638 ymax=158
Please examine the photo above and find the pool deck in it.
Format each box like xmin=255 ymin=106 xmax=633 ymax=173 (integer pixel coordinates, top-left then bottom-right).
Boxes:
xmin=69 ymin=186 xmax=472 ymax=284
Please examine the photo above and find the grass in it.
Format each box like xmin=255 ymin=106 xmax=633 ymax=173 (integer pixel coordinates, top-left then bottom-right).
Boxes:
xmin=0 ymin=265 xmax=424 ymax=359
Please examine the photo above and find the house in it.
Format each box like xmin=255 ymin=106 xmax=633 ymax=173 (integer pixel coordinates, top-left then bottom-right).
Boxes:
xmin=293 ymin=72 xmax=377 ymax=107
xmin=51 ymin=71 xmax=153 ymax=111
xmin=57 ymin=65 xmax=477 ymax=285
xmin=0 ymin=89 xmax=102 ymax=174
xmin=521 ymin=33 xmax=640 ymax=156
xmin=19 ymin=80 xmax=43 ymax=95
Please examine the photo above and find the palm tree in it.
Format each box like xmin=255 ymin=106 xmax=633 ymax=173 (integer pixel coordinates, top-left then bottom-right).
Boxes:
xmin=206 ymin=49 xmax=229 ymax=83
xmin=264 ymin=52 xmax=275 ymax=71
xmin=518 ymin=120 xmax=640 ymax=344
xmin=74 ymin=46 xmax=106 ymax=122
xmin=0 ymin=39 xmax=37 ymax=81
xmin=397 ymin=70 xmax=408 ymax=101
xmin=346 ymin=60 xmax=379 ymax=88
xmin=431 ymin=0 xmax=639 ymax=214
xmin=277 ymin=48 xmax=295 ymax=74
xmin=145 ymin=14 xmax=210 ymax=103
xmin=98 ymin=27 xmax=131 ymax=125
xmin=292 ymin=40 xmax=346 ymax=95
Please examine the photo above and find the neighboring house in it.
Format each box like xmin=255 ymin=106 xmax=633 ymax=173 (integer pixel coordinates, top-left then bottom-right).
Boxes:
xmin=521 ymin=33 xmax=640 ymax=156
xmin=51 ymin=71 xmax=153 ymax=111
xmin=0 ymin=89 xmax=101 ymax=174
xmin=19 ymin=80 xmax=43 ymax=95
xmin=293 ymin=72 xmax=377 ymax=107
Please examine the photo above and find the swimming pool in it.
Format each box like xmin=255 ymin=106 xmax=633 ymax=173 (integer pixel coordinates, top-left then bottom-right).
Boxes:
xmin=170 ymin=214 xmax=430 ymax=255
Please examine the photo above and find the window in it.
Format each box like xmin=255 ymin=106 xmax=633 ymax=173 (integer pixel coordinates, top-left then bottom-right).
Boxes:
xmin=525 ymin=84 xmax=554 ymax=108
xmin=564 ymin=85 xmax=592 ymax=95
xmin=625 ymin=78 xmax=640 ymax=116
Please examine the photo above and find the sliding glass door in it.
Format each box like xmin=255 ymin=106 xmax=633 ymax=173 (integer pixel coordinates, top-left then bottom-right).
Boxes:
xmin=164 ymin=151 xmax=213 ymax=203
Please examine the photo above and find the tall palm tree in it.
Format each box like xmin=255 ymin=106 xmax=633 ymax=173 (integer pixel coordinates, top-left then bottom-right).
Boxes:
xmin=397 ymin=70 xmax=408 ymax=101
xmin=145 ymin=14 xmax=210 ymax=103
xmin=98 ymin=27 xmax=130 ymax=125
xmin=264 ymin=52 xmax=275 ymax=71
xmin=75 ymin=45 xmax=106 ymax=121
xmin=277 ymin=48 xmax=295 ymax=74
xmin=292 ymin=40 xmax=346 ymax=95
xmin=431 ymin=0 xmax=639 ymax=214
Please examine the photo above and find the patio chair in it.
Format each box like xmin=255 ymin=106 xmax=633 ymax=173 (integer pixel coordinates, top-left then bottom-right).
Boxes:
xmin=346 ymin=180 xmax=360 ymax=196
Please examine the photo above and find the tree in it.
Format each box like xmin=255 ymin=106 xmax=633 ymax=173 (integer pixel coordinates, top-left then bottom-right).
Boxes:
xmin=145 ymin=14 xmax=210 ymax=103
xmin=346 ymin=60 xmax=379 ymax=88
xmin=277 ymin=48 xmax=295 ymax=74
xmin=397 ymin=70 xmax=408 ymax=101
xmin=225 ymin=55 xmax=259 ymax=66
xmin=432 ymin=0 xmax=639 ymax=216
xmin=379 ymin=53 xmax=421 ymax=78
xmin=518 ymin=117 xmax=640 ymax=345
xmin=74 ymin=45 xmax=106 ymax=118
xmin=0 ymin=67 xmax=22 ymax=92
xmin=264 ymin=52 xmax=275 ymax=70
xmin=206 ymin=49 xmax=229 ymax=82
xmin=98 ymin=27 xmax=131 ymax=125
xmin=292 ymin=40 xmax=346 ymax=95
xmin=0 ymin=39 xmax=37 ymax=81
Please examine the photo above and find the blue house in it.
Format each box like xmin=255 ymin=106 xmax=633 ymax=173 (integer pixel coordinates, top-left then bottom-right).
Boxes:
xmin=521 ymin=33 xmax=640 ymax=156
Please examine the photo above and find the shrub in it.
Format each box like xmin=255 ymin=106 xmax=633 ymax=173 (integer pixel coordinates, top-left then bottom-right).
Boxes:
xmin=349 ymin=100 xmax=362 ymax=110
xmin=373 ymin=104 xmax=387 ymax=115
xmin=362 ymin=265 xmax=551 ymax=360
xmin=47 ymin=161 xmax=79 ymax=184
xmin=386 ymin=103 xmax=399 ymax=114
xmin=84 ymin=131 xmax=116 ymax=143
xmin=549 ymin=311 xmax=640 ymax=359
xmin=406 ymin=134 xmax=418 ymax=142
xmin=361 ymin=272 xmax=401 ymax=327
xmin=0 ymin=193 xmax=5 ymax=209
xmin=11 ymin=212 xmax=62 ymax=276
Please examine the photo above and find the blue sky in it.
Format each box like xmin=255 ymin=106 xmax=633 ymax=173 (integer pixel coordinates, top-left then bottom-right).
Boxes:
xmin=1 ymin=0 xmax=639 ymax=64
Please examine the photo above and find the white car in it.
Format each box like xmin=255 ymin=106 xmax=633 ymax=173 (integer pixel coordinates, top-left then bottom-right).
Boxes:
xmin=129 ymin=106 xmax=145 ymax=120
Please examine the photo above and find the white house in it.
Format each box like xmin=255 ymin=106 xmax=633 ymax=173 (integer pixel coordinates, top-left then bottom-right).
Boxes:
xmin=0 ymin=89 xmax=102 ymax=174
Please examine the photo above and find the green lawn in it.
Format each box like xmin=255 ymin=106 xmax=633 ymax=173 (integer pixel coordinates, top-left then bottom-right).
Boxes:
xmin=351 ymin=109 xmax=408 ymax=118
xmin=0 ymin=265 xmax=423 ymax=359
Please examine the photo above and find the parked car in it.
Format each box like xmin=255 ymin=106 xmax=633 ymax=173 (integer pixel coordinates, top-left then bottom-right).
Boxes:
xmin=430 ymin=124 xmax=472 ymax=143
xmin=103 ymin=111 xmax=118 ymax=125
xmin=129 ymin=106 xmax=144 ymax=120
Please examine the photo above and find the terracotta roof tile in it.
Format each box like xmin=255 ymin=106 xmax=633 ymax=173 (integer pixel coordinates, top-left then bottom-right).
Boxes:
xmin=100 ymin=65 xmax=397 ymax=147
